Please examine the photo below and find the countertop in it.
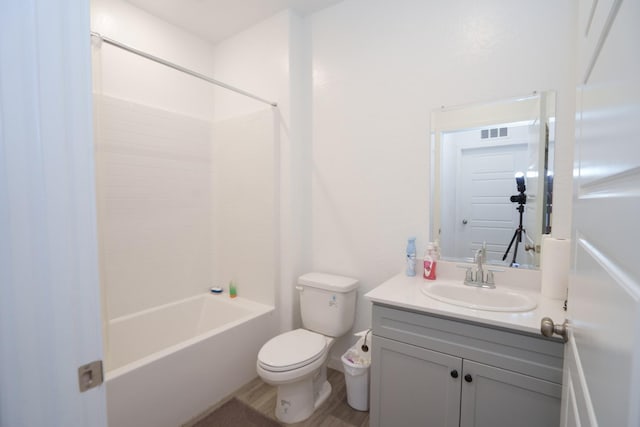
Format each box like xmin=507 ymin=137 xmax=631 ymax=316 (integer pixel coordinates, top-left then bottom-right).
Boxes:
xmin=365 ymin=268 xmax=567 ymax=336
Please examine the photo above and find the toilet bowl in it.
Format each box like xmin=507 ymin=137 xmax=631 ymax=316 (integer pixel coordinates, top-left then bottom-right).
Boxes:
xmin=257 ymin=329 xmax=335 ymax=423
xmin=256 ymin=272 xmax=359 ymax=424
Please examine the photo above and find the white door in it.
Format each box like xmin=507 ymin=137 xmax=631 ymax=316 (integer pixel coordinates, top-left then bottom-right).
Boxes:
xmin=561 ymin=1 xmax=640 ymax=426
xmin=457 ymin=144 xmax=529 ymax=264
xmin=0 ymin=1 xmax=108 ymax=426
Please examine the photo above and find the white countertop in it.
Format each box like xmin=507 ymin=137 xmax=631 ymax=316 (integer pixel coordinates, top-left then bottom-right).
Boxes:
xmin=365 ymin=268 xmax=567 ymax=336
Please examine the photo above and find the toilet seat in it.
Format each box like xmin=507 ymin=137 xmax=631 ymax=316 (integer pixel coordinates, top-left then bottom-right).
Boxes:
xmin=258 ymin=329 xmax=327 ymax=372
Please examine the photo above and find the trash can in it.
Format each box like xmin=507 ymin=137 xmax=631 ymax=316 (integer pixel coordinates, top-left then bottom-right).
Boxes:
xmin=341 ymin=346 xmax=371 ymax=411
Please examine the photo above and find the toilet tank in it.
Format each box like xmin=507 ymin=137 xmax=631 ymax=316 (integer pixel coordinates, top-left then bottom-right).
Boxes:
xmin=297 ymin=272 xmax=359 ymax=337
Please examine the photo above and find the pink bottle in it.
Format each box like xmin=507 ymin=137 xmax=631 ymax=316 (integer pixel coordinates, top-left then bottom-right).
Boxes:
xmin=423 ymin=242 xmax=439 ymax=280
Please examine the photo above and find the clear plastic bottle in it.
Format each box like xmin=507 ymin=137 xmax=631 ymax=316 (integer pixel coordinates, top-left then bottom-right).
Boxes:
xmin=406 ymin=237 xmax=417 ymax=276
xmin=423 ymin=242 xmax=439 ymax=280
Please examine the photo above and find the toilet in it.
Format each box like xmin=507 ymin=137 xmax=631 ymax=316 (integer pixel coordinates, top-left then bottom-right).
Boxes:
xmin=257 ymin=272 xmax=359 ymax=424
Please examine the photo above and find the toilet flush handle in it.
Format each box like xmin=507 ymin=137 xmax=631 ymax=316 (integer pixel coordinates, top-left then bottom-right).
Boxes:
xmin=295 ymin=285 xmax=304 ymax=292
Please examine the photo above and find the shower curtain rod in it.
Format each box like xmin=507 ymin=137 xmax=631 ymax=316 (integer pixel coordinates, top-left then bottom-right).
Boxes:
xmin=90 ymin=32 xmax=278 ymax=107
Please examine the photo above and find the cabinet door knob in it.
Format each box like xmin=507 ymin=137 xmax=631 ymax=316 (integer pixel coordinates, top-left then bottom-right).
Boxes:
xmin=450 ymin=370 xmax=458 ymax=378
xmin=464 ymin=374 xmax=473 ymax=383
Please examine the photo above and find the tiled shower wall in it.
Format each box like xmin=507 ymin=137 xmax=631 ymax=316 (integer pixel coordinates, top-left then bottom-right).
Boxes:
xmin=95 ymin=95 xmax=214 ymax=319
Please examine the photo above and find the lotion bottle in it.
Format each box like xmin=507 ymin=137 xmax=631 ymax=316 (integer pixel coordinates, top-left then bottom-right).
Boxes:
xmin=423 ymin=242 xmax=439 ymax=280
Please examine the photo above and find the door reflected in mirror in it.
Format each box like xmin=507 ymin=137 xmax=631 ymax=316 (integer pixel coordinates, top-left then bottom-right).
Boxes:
xmin=431 ymin=91 xmax=555 ymax=269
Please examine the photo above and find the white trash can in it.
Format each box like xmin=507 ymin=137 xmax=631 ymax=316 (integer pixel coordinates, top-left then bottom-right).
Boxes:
xmin=341 ymin=348 xmax=371 ymax=411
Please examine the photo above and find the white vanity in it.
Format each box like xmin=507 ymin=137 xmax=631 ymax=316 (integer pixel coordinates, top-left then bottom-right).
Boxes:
xmin=365 ymin=263 xmax=566 ymax=427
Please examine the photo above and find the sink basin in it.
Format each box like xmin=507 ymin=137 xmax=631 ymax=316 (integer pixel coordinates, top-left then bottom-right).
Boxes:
xmin=420 ymin=281 xmax=537 ymax=312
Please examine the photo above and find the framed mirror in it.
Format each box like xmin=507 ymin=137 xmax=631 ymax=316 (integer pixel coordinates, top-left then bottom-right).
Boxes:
xmin=430 ymin=91 xmax=555 ymax=269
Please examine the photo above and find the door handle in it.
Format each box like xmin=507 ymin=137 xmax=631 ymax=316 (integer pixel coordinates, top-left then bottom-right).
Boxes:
xmin=540 ymin=317 xmax=568 ymax=342
xmin=462 ymin=219 xmax=468 ymax=225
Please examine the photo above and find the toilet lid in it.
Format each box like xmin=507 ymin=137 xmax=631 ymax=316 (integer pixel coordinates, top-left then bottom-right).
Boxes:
xmin=258 ymin=329 xmax=327 ymax=372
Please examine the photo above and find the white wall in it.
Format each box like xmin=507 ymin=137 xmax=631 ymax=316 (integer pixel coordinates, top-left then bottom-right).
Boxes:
xmin=91 ymin=0 xmax=284 ymax=322
xmin=91 ymin=0 xmax=218 ymax=322
xmin=211 ymin=10 xmax=312 ymax=332
xmin=211 ymin=11 xmax=289 ymax=121
xmin=211 ymin=109 xmax=277 ymax=307
xmin=309 ymin=0 xmax=577 ymax=363
xmin=95 ymin=96 xmax=214 ymax=321
xmin=91 ymin=0 xmax=215 ymax=119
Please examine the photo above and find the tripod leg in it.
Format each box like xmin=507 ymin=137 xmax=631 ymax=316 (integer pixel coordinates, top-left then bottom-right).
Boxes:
xmin=505 ymin=202 xmax=527 ymax=265
xmin=510 ymin=227 xmax=526 ymax=266
xmin=502 ymin=229 xmax=519 ymax=261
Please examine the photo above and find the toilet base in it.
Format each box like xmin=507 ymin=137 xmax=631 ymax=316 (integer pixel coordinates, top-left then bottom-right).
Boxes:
xmin=274 ymin=370 xmax=332 ymax=424
xmin=314 ymin=380 xmax=331 ymax=410
xmin=258 ymin=334 xmax=338 ymax=424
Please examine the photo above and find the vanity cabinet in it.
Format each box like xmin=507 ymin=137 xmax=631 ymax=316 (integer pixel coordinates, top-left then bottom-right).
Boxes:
xmin=370 ymin=304 xmax=564 ymax=427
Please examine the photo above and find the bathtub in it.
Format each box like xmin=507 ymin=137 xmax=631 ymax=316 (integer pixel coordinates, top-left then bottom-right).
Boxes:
xmin=104 ymin=293 xmax=276 ymax=427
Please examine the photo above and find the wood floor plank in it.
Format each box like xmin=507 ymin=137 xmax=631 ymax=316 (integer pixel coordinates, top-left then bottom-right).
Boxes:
xmin=187 ymin=368 xmax=369 ymax=427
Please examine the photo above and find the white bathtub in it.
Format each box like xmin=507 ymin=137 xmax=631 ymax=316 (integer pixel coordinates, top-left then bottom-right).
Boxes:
xmin=105 ymin=293 xmax=276 ymax=427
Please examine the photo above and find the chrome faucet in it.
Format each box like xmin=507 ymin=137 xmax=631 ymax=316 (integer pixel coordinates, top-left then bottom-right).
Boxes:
xmin=475 ymin=246 xmax=486 ymax=280
xmin=463 ymin=242 xmax=497 ymax=288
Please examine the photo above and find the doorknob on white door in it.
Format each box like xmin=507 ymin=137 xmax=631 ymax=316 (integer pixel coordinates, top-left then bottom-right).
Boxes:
xmin=540 ymin=317 xmax=569 ymax=342
xmin=462 ymin=219 xmax=468 ymax=225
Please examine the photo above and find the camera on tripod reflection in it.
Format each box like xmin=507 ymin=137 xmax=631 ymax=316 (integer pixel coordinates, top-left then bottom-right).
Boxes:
xmin=510 ymin=193 xmax=527 ymax=204
xmin=510 ymin=174 xmax=527 ymax=204
xmin=502 ymin=172 xmax=528 ymax=266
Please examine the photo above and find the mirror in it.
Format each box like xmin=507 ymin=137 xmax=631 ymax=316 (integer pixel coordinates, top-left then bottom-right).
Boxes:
xmin=431 ymin=91 xmax=555 ymax=269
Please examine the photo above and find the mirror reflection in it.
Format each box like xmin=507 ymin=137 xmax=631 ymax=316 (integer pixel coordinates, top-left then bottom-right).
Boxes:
xmin=431 ymin=91 xmax=555 ymax=269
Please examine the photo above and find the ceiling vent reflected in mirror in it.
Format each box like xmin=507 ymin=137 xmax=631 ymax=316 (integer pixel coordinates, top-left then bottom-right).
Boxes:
xmin=480 ymin=127 xmax=509 ymax=139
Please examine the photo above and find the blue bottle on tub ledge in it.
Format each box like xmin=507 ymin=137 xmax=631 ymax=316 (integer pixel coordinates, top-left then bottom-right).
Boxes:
xmin=406 ymin=237 xmax=416 ymax=276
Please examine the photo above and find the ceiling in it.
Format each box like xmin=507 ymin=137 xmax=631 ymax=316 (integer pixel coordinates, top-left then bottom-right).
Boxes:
xmin=125 ymin=0 xmax=343 ymax=44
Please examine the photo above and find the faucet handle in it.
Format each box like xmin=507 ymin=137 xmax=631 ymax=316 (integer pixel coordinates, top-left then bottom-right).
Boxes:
xmin=484 ymin=268 xmax=505 ymax=286
xmin=486 ymin=270 xmax=494 ymax=285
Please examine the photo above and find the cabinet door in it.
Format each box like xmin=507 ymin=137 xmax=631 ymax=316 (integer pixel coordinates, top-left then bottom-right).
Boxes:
xmin=460 ymin=360 xmax=562 ymax=427
xmin=371 ymin=336 xmax=462 ymax=427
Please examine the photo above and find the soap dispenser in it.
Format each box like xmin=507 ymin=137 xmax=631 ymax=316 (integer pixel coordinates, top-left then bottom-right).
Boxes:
xmin=423 ymin=242 xmax=439 ymax=280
